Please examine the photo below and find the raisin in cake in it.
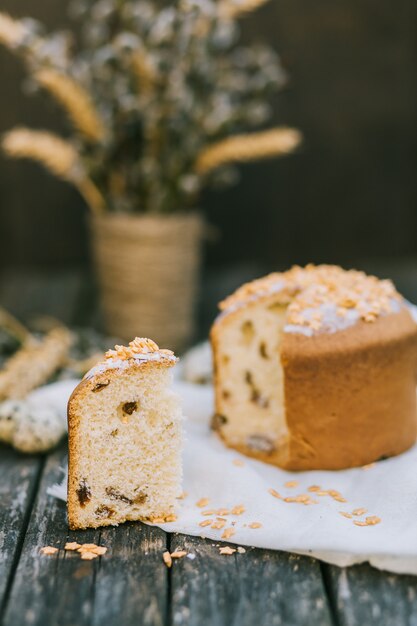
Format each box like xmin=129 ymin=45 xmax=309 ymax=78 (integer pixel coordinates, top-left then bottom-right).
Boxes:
xmin=211 ymin=265 xmax=417 ymax=470
xmin=67 ymin=338 xmax=182 ymax=530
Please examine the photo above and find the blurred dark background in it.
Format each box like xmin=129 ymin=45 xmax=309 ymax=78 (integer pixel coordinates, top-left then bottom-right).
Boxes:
xmin=0 ymin=0 xmax=416 ymax=299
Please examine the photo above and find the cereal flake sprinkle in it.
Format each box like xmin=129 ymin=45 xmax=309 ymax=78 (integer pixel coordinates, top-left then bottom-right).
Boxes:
xmin=218 ymin=264 xmax=404 ymax=336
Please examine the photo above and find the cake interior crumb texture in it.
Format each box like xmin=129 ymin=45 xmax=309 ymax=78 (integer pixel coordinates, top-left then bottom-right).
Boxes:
xmin=68 ymin=366 xmax=182 ymax=529
xmin=214 ymin=302 xmax=289 ymax=453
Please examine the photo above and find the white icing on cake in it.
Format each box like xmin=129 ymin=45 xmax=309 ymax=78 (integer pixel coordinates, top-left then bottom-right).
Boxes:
xmin=216 ymin=265 xmax=408 ymax=337
xmin=85 ymin=351 xmax=178 ymax=379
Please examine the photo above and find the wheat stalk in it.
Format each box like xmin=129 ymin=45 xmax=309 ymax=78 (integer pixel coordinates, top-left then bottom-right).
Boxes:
xmin=0 ymin=12 xmax=28 ymax=48
xmin=35 ymin=69 xmax=105 ymax=142
xmin=131 ymin=52 xmax=157 ymax=93
xmin=195 ymin=127 xmax=302 ymax=174
xmin=2 ymin=128 xmax=105 ymax=213
xmin=218 ymin=0 xmax=271 ymax=20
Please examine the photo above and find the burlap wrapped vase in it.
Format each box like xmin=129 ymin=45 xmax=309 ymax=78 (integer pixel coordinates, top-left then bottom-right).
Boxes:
xmin=90 ymin=213 xmax=204 ymax=353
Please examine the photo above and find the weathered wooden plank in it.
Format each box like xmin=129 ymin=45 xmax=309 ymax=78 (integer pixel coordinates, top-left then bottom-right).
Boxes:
xmin=325 ymin=563 xmax=417 ymax=626
xmin=93 ymin=524 xmax=168 ymax=626
xmin=169 ymin=534 xmax=333 ymax=626
xmin=0 ymin=446 xmax=42 ymax=618
xmin=2 ymin=445 xmax=100 ymax=626
xmin=0 ymin=268 xmax=88 ymax=624
xmin=2 ymin=444 xmax=169 ymax=626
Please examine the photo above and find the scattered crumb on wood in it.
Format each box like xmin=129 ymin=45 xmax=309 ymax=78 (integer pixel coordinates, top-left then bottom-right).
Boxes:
xmin=40 ymin=546 xmax=58 ymax=555
xmin=64 ymin=542 xmax=81 ymax=551
xmin=219 ymin=546 xmax=236 ymax=555
xmin=171 ymin=551 xmax=187 ymax=559
xmin=163 ymin=551 xmax=172 ymax=567
xmin=80 ymin=551 xmax=99 ymax=561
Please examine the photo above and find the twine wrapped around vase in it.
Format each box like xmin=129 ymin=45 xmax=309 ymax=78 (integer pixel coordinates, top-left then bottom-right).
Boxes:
xmin=90 ymin=213 xmax=204 ymax=353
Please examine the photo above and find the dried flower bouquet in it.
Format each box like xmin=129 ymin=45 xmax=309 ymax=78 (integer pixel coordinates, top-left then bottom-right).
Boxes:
xmin=0 ymin=0 xmax=301 ymax=214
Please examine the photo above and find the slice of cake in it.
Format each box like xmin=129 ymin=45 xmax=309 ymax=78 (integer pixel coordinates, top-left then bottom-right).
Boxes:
xmin=211 ymin=265 xmax=417 ymax=470
xmin=67 ymin=337 xmax=182 ymax=530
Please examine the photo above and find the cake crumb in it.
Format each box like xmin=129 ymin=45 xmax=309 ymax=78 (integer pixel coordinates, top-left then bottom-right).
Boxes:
xmin=171 ymin=551 xmax=187 ymax=559
xmin=216 ymin=509 xmax=230 ymax=516
xmin=354 ymin=516 xmax=381 ymax=527
xmin=77 ymin=544 xmax=99 ymax=552
xmin=199 ymin=519 xmax=212 ymax=527
xmin=249 ymin=522 xmax=262 ymax=529
xmin=40 ymin=546 xmax=58 ymax=555
xmin=163 ymin=551 xmax=172 ymax=567
xmin=352 ymin=508 xmax=367 ymax=516
xmin=308 ymin=485 xmax=321 ymax=492
xmin=201 ymin=509 xmax=216 ymax=516
xmin=284 ymin=494 xmax=316 ymax=505
xmin=164 ymin=514 xmax=177 ymax=523
xmin=80 ymin=551 xmax=99 ymax=560
xmin=233 ymin=459 xmax=245 ymax=467
xmin=219 ymin=546 xmax=236 ymax=555
xmin=268 ymin=488 xmax=281 ymax=499
xmin=237 ymin=547 xmax=246 ymax=554
xmin=221 ymin=528 xmax=235 ymax=539
xmin=339 ymin=512 xmax=353 ymax=519
xmin=196 ymin=498 xmax=210 ymax=508
xmin=64 ymin=542 xmax=81 ymax=551
xmin=178 ymin=492 xmax=188 ymax=500
xmin=211 ymin=520 xmax=226 ymax=530
xmin=284 ymin=481 xmax=299 ymax=488
xmin=231 ymin=505 xmax=245 ymax=515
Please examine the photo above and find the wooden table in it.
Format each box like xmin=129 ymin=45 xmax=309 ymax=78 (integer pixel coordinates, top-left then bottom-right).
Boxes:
xmin=1 ymin=268 xmax=417 ymax=626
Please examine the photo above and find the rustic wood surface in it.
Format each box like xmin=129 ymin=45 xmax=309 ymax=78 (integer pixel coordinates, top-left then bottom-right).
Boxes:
xmin=1 ymin=268 xmax=417 ymax=626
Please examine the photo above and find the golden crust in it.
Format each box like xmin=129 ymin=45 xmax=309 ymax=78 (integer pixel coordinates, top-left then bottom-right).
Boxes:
xmin=280 ymin=308 xmax=417 ymax=470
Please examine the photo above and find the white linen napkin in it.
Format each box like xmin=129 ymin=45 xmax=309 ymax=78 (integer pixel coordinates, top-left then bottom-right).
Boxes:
xmin=45 ymin=378 xmax=417 ymax=575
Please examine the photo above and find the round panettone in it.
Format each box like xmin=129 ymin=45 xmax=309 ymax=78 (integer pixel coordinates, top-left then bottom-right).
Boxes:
xmin=210 ymin=265 xmax=417 ymax=470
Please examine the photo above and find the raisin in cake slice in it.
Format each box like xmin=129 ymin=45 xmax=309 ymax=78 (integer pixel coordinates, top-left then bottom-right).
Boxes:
xmin=67 ymin=337 xmax=182 ymax=530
